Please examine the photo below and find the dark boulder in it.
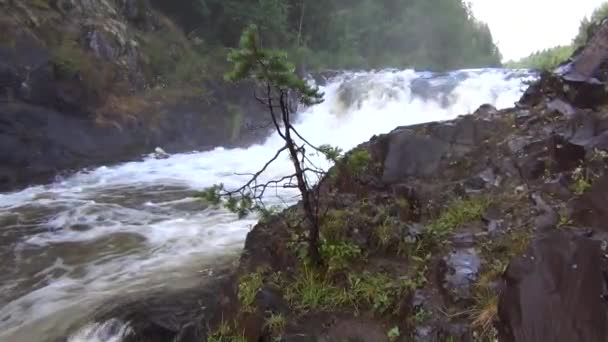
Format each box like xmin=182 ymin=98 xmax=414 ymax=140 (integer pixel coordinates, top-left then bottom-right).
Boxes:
xmin=382 ymin=128 xmax=448 ymax=183
xmin=382 ymin=116 xmax=497 ymax=184
xmin=497 ymin=231 xmax=608 ymax=342
xmin=571 ymin=175 xmax=608 ymax=229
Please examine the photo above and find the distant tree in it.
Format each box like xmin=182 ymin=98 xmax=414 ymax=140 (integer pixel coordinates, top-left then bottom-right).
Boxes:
xmin=200 ymin=25 xmax=340 ymax=264
xmin=506 ymin=45 xmax=575 ymax=70
xmin=573 ymin=2 xmax=608 ymax=47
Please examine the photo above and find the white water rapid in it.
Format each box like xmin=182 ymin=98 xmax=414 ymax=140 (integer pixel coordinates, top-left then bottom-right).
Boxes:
xmin=0 ymin=68 xmax=535 ymax=341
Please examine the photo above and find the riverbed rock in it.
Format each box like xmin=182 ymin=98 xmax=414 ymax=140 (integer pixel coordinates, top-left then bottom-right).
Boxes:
xmin=442 ymin=248 xmax=482 ymax=301
xmin=0 ymin=0 xmax=271 ymax=192
xmin=497 ymin=231 xmax=608 ymax=342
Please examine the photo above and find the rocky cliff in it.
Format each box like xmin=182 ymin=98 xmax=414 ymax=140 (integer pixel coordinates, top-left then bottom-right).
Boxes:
xmin=84 ymin=19 xmax=608 ymax=342
xmin=0 ymin=0 xmax=270 ymax=192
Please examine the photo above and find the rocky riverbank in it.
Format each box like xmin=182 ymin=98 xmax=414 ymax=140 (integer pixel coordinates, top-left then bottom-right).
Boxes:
xmin=0 ymin=0 xmax=272 ymax=192
xmin=85 ymin=24 xmax=608 ymax=341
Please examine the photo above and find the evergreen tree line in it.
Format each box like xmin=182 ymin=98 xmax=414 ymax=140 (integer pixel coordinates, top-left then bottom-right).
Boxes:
xmin=151 ymin=0 xmax=502 ymax=72
xmin=507 ymin=2 xmax=608 ymax=70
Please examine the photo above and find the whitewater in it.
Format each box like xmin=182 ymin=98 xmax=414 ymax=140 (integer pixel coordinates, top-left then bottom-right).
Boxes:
xmin=0 ymin=68 xmax=535 ymax=341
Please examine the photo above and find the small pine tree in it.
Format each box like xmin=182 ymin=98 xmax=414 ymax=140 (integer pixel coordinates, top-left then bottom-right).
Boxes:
xmin=201 ymin=24 xmax=339 ymax=264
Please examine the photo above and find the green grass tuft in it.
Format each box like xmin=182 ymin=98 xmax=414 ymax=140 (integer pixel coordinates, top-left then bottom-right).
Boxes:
xmin=208 ymin=320 xmax=246 ymax=342
xmin=429 ymin=198 xmax=489 ymax=236
xmin=264 ymin=313 xmax=287 ymax=336
xmin=238 ymin=272 xmax=263 ymax=313
xmin=284 ymin=265 xmax=350 ymax=311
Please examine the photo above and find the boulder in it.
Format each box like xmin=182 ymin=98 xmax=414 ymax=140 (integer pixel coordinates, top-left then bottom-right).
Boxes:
xmin=497 ymin=231 xmax=608 ymax=342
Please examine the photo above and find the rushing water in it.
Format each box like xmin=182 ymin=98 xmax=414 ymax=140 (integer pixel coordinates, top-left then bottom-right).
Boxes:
xmin=0 ymin=68 xmax=535 ymax=341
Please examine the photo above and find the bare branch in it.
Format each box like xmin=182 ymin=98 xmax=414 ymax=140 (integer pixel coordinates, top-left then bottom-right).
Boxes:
xmin=223 ymin=144 xmax=288 ymax=196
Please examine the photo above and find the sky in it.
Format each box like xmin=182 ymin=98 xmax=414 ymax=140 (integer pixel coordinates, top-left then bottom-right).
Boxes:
xmin=468 ymin=0 xmax=607 ymax=61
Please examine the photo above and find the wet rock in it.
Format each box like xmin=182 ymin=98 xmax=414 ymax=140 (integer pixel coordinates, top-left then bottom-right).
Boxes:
xmin=571 ymin=175 xmax=608 ymax=229
xmin=84 ymin=29 xmax=121 ymax=62
xmin=514 ymin=109 xmax=532 ymax=126
xmin=255 ymin=286 xmax=289 ymax=315
xmin=382 ymin=128 xmax=448 ymax=183
xmin=519 ymin=158 xmax=545 ymax=181
xmin=283 ymin=334 xmax=318 ymax=342
xmin=414 ymin=325 xmax=434 ymax=342
xmin=540 ymin=174 xmax=571 ymax=200
xmin=442 ymin=248 xmax=481 ymax=301
xmin=507 ymin=136 xmax=530 ymax=155
xmin=405 ymin=223 xmax=425 ymax=240
xmin=546 ymin=98 xmax=577 ymax=118
xmin=498 ymin=231 xmax=608 ymax=342
xmin=488 ymin=219 xmax=505 ymax=235
xmin=325 ymin=319 xmax=388 ymax=342
xmin=531 ymin=192 xmax=558 ymax=232
xmin=478 ymin=168 xmax=499 ymax=186
xmin=473 ymin=103 xmax=498 ymax=119
xmin=451 ymin=231 xmax=479 ymax=248
xmin=463 ymin=176 xmax=485 ymax=191
xmin=153 ymin=147 xmax=170 ymax=159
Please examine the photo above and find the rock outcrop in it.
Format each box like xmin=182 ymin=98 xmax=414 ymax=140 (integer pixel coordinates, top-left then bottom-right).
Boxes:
xmin=0 ymin=0 xmax=270 ymax=192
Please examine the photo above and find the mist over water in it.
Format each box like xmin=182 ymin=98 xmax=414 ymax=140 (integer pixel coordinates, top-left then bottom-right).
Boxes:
xmin=0 ymin=68 xmax=535 ymax=341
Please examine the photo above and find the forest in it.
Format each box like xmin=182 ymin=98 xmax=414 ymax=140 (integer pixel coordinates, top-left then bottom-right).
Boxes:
xmin=152 ymin=0 xmax=502 ymax=72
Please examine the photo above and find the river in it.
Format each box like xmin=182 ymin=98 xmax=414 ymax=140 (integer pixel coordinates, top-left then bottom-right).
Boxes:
xmin=0 ymin=68 xmax=534 ymax=341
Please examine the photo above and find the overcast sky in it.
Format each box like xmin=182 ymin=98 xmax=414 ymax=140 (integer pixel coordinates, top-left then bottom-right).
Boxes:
xmin=468 ymin=0 xmax=606 ymax=61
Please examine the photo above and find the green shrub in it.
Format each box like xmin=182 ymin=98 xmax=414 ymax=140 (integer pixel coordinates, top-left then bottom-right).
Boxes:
xmin=320 ymin=209 xmax=348 ymax=242
xmin=348 ymin=272 xmax=412 ymax=315
xmin=320 ymin=240 xmax=362 ymax=274
xmin=346 ymin=149 xmax=372 ymax=177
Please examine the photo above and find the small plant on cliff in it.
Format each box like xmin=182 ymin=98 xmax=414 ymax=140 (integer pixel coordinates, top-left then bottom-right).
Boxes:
xmin=264 ymin=313 xmax=287 ymax=336
xmin=571 ymin=166 xmax=592 ymax=195
xmin=208 ymin=320 xmax=246 ymax=342
xmin=429 ymin=197 xmax=489 ymax=236
xmin=387 ymin=326 xmax=401 ymax=341
xmin=238 ymin=272 xmax=264 ymax=313
xmin=346 ymin=148 xmax=372 ymax=177
xmin=284 ymin=265 xmax=349 ymax=310
xmin=200 ymin=24 xmax=339 ymax=264
xmin=470 ymin=285 xmax=499 ymax=340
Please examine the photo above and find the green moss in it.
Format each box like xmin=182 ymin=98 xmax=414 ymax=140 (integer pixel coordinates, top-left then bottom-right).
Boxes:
xmin=238 ymin=272 xmax=263 ymax=313
xmin=51 ymin=40 xmax=93 ymax=78
xmin=50 ymin=39 xmax=114 ymax=98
